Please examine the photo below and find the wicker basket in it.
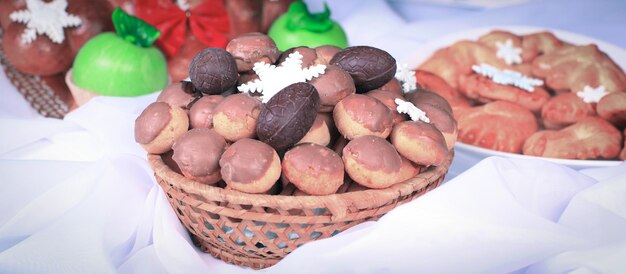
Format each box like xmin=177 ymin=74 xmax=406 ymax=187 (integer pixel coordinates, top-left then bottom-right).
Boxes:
xmin=148 ymin=150 xmax=453 ymax=269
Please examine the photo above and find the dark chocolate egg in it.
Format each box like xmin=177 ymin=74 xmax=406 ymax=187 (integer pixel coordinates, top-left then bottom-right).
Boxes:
xmin=330 ymin=46 xmax=397 ymax=93
xmin=189 ymin=48 xmax=238 ymax=95
xmin=256 ymin=82 xmax=320 ymax=151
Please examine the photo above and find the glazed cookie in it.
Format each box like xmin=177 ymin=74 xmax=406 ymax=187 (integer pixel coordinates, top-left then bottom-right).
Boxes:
xmin=309 ymin=65 xmax=356 ymax=112
xmin=189 ymin=95 xmax=225 ymax=129
xmin=414 ymin=70 xmax=470 ymax=112
xmin=365 ymin=88 xmax=407 ymax=125
xmin=297 ymin=113 xmax=332 ymax=146
xmin=282 ymin=143 xmax=344 ymax=195
xmin=523 ymin=117 xmax=622 ymax=160
xmin=391 ymin=121 xmax=449 ymax=167
xmin=172 ymin=128 xmax=226 ymax=185
xmin=397 ymin=155 xmax=420 ymax=183
xmin=459 ymin=74 xmax=551 ymax=112
xmin=156 ymin=81 xmax=196 ymax=110
xmin=314 ymin=45 xmax=341 ymax=65
xmin=212 ymin=93 xmax=262 ymax=142
xmin=219 ymin=138 xmax=281 ymax=194
xmin=342 ymin=135 xmax=403 ymax=189
xmin=406 ymin=90 xmax=458 ymax=150
xmin=225 ymin=32 xmax=280 ymax=72
xmin=333 ymin=94 xmax=394 ymax=139
xmin=135 ymin=102 xmax=189 ymax=154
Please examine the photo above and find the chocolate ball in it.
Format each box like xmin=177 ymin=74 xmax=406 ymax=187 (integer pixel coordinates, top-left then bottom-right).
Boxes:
xmin=189 ymin=48 xmax=238 ymax=95
xmin=226 ymin=32 xmax=280 ymax=72
xmin=257 ymin=82 xmax=320 ymax=151
xmin=330 ymin=46 xmax=397 ymax=93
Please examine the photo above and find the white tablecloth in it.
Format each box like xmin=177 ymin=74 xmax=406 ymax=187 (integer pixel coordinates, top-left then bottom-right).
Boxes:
xmin=1 ymin=0 xmax=626 ymax=273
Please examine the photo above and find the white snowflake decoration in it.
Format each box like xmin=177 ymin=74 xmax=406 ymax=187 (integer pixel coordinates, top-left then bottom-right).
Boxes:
xmin=237 ymin=51 xmax=326 ymax=103
xmin=395 ymin=98 xmax=430 ymax=123
xmin=472 ymin=63 xmax=543 ymax=92
xmin=395 ymin=63 xmax=417 ymax=93
xmin=10 ymin=0 xmax=82 ymax=44
xmin=495 ymin=39 xmax=522 ymax=65
xmin=576 ymin=85 xmax=607 ymax=103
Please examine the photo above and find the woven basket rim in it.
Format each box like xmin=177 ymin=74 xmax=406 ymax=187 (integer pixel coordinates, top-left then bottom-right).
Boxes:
xmin=148 ymin=150 xmax=453 ymax=218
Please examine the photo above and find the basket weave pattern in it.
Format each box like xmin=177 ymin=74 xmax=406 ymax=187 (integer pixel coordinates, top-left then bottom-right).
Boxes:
xmin=149 ymin=151 xmax=453 ymax=269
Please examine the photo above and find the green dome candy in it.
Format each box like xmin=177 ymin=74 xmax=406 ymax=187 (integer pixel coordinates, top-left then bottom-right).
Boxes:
xmin=268 ymin=1 xmax=348 ymax=51
xmin=72 ymin=8 xmax=167 ymax=97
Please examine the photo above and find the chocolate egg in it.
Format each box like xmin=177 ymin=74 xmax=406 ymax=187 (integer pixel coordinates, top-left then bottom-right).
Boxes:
xmin=189 ymin=48 xmax=238 ymax=95
xmin=330 ymin=46 xmax=397 ymax=93
xmin=257 ymin=82 xmax=320 ymax=151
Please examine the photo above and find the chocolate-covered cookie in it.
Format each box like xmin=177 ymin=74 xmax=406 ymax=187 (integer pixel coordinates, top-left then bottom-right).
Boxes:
xmin=135 ymin=102 xmax=189 ymax=154
xmin=156 ymin=81 xmax=195 ymax=110
xmin=257 ymin=82 xmax=320 ymax=151
xmin=309 ymin=65 xmax=356 ymax=112
xmin=220 ymin=138 xmax=281 ymax=194
xmin=172 ymin=128 xmax=226 ymax=184
xmin=189 ymin=95 xmax=224 ymax=129
xmin=330 ymin=46 xmax=397 ymax=93
xmin=189 ymin=48 xmax=238 ymax=95
xmin=283 ymin=143 xmax=344 ymax=195
xmin=226 ymin=32 xmax=280 ymax=72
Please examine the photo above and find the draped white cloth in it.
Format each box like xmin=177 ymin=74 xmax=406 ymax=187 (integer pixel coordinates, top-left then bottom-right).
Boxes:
xmin=1 ymin=0 xmax=626 ymax=273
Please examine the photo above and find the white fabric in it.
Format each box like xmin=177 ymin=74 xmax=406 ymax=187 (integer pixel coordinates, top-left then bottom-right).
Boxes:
xmin=2 ymin=0 xmax=626 ymax=273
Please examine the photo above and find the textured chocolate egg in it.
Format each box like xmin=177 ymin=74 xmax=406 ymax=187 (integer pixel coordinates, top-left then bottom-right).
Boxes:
xmin=330 ymin=46 xmax=397 ymax=93
xmin=257 ymin=82 xmax=320 ymax=151
xmin=189 ymin=48 xmax=238 ymax=95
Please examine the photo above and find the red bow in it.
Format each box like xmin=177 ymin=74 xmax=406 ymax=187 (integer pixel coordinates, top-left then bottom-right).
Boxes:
xmin=134 ymin=0 xmax=230 ymax=58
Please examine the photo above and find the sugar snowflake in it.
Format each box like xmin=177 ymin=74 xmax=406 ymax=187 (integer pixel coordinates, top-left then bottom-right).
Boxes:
xmin=395 ymin=98 xmax=430 ymax=123
xmin=495 ymin=39 xmax=522 ymax=65
xmin=10 ymin=0 xmax=82 ymax=44
xmin=472 ymin=63 xmax=543 ymax=92
xmin=576 ymin=85 xmax=607 ymax=103
xmin=237 ymin=51 xmax=326 ymax=103
xmin=395 ymin=63 xmax=417 ymax=93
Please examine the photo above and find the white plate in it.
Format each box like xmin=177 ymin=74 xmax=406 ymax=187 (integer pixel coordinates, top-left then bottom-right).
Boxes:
xmin=404 ymin=25 xmax=625 ymax=170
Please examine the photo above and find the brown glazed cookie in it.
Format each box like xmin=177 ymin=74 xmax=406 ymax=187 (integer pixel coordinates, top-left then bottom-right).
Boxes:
xmin=309 ymin=65 xmax=356 ymax=112
xmin=156 ymin=81 xmax=196 ymax=111
xmin=134 ymin=102 xmax=189 ymax=154
xmin=342 ymin=135 xmax=403 ymax=189
xmin=189 ymin=95 xmax=225 ymax=129
xmin=212 ymin=93 xmax=262 ymax=142
xmin=297 ymin=113 xmax=332 ymax=147
xmin=282 ymin=143 xmax=344 ymax=195
xmin=226 ymin=32 xmax=280 ymax=72
xmin=391 ymin=121 xmax=449 ymax=167
xmin=172 ymin=128 xmax=227 ymax=185
xmin=219 ymin=138 xmax=281 ymax=194
xmin=333 ymin=94 xmax=394 ymax=140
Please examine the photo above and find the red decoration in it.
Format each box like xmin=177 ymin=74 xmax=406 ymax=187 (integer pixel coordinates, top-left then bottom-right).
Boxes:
xmin=134 ymin=0 xmax=230 ymax=58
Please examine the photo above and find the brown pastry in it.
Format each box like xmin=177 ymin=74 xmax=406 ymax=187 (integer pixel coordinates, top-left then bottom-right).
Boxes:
xmin=297 ymin=113 xmax=331 ymax=146
xmin=541 ymin=93 xmax=595 ymax=130
xmin=532 ymin=44 xmax=626 ymax=94
xmin=597 ymin=92 xmax=626 ymax=129
xmin=314 ymin=45 xmax=341 ymax=65
xmin=226 ymin=32 xmax=280 ymax=72
xmin=282 ymin=143 xmax=344 ymax=195
xmin=521 ymin=32 xmax=562 ymax=61
xmin=172 ymin=128 xmax=226 ymax=184
xmin=189 ymin=95 xmax=224 ymax=129
xmin=333 ymin=94 xmax=394 ymax=139
xmin=278 ymin=46 xmax=318 ymax=68
xmin=342 ymin=135 xmax=403 ymax=189
xmin=397 ymin=155 xmax=420 ymax=183
xmin=212 ymin=93 xmax=262 ymax=142
xmin=134 ymin=102 xmax=189 ymax=154
xmin=523 ymin=117 xmax=622 ymax=160
xmin=219 ymin=138 xmax=281 ymax=194
xmin=365 ymin=88 xmax=407 ymax=125
xmin=391 ymin=121 xmax=449 ymax=166
xmin=406 ymin=90 xmax=458 ymax=149
xmin=156 ymin=82 xmax=195 ymax=110
xmin=456 ymin=100 xmax=538 ymax=153
xmin=459 ymin=73 xmax=551 ymax=112
xmin=378 ymin=78 xmax=405 ymax=97
xmin=309 ymin=65 xmax=356 ymax=112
